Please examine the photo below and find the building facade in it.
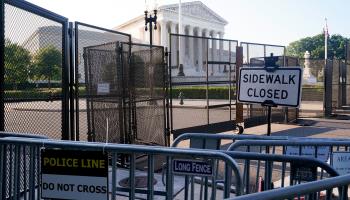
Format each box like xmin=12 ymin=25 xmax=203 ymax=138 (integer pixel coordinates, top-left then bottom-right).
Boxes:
xmin=115 ymin=1 xmax=229 ymax=76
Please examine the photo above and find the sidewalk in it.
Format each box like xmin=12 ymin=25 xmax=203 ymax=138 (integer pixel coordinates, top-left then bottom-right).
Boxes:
xmin=232 ymin=118 xmax=350 ymax=139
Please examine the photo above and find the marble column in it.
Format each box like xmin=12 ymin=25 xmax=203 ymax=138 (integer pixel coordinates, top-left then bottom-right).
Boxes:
xmin=160 ymin=21 xmax=168 ymax=48
xmin=179 ymin=25 xmax=186 ymax=68
xmin=203 ymin=29 xmax=210 ymax=73
xmin=211 ymin=31 xmax=217 ymax=75
xmin=218 ymin=32 xmax=224 ymax=73
xmin=170 ymin=22 xmax=177 ymax=67
xmin=155 ymin=23 xmax=162 ymax=45
xmin=188 ymin=26 xmax=195 ymax=67
xmin=196 ymin=27 xmax=203 ymax=72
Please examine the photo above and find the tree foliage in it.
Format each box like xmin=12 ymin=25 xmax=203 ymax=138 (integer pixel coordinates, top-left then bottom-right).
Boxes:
xmin=286 ymin=34 xmax=349 ymax=59
xmin=32 ymin=46 xmax=62 ymax=86
xmin=4 ymin=39 xmax=31 ymax=86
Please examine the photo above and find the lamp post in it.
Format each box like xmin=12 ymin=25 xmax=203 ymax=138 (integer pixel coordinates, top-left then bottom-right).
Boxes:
xmin=144 ymin=9 xmax=157 ymax=46
xmin=144 ymin=8 xmax=158 ymax=105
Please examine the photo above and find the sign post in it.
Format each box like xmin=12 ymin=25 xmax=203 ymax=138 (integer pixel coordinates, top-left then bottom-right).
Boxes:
xmin=238 ymin=54 xmax=302 ymax=190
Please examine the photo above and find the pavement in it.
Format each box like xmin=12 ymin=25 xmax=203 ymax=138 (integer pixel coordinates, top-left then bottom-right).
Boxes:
xmin=240 ymin=117 xmax=350 ymax=138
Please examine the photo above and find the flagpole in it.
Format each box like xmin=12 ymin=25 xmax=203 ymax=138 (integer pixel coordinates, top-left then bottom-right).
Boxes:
xmin=324 ymin=18 xmax=328 ymax=61
xmin=178 ymin=0 xmax=182 ymax=65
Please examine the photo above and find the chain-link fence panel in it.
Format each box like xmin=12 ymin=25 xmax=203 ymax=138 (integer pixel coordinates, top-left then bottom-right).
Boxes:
xmin=299 ymin=58 xmax=324 ymax=118
xmin=83 ymin=42 xmax=125 ymax=143
xmin=346 ymin=42 xmax=350 ymax=106
xmin=3 ymin=0 xmax=69 ymax=139
xmin=125 ymin=43 xmax=167 ymax=146
xmin=170 ymin=34 xmax=238 ymax=136
xmin=331 ymin=59 xmax=341 ymax=109
xmin=74 ymin=22 xmax=130 ymax=141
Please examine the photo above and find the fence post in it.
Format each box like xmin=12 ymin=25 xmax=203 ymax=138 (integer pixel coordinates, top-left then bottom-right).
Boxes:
xmin=324 ymin=59 xmax=333 ymax=117
xmin=339 ymin=61 xmax=346 ymax=108
xmin=236 ymin=46 xmax=244 ymax=124
xmin=61 ymin=20 xmax=70 ymax=140
xmin=0 ymin=0 xmax=4 ymax=131
xmin=69 ymin=22 xmax=76 ymax=141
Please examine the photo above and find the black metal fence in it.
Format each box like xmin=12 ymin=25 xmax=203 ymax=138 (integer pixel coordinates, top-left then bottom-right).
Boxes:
xmin=0 ymin=0 xmax=169 ymax=145
xmin=1 ymin=0 xmax=69 ymax=139
xmin=5 ymin=0 xmax=350 ymax=141
xmin=169 ymin=34 xmax=238 ymax=137
xmin=240 ymin=42 xmax=299 ymax=128
xmin=123 ymin=43 xmax=167 ymax=146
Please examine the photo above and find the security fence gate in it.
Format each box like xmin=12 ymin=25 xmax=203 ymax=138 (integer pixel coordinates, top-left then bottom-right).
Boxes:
xmin=1 ymin=0 xmax=69 ymax=139
xmin=74 ymin=22 xmax=131 ymax=142
xmin=75 ymin=23 xmax=168 ymax=146
xmin=121 ymin=43 xmax=168 ymax=146
xmin=169 ymin=34 xmax=238 ymax=137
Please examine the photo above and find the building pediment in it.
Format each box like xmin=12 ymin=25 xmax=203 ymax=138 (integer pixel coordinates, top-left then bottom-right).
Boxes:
xmin=159 ymin=1 xmax=228 ymax=25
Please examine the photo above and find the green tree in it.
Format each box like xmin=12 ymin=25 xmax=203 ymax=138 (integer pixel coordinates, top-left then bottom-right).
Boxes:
xmin=4 ymin=39 xmax=31 ymax=89
xmin=286 ymin=34 xmax=349 ymax=59
xmin=32 ymin=46 xmax=62 ymax=89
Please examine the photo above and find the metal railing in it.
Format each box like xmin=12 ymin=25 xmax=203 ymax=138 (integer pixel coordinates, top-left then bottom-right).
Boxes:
xmin=0 ymin=131 xmax=49 ymax=139
xmin=229 ymin=174 xmax=350 ymax=200
xmin=171 ymin=134 xmax=340 ymax=195
xmin=229 ymin=139 xmax=350 ymax=157
xmin=172 ymin=133 xmax=288 ymax=149
xmin=0 ymin=137 xmax=243 ymax=200
xmin=227 ymin=139 xmax=350 ymax=193
xmin=224 ymin=151 xmax=339 ymax=194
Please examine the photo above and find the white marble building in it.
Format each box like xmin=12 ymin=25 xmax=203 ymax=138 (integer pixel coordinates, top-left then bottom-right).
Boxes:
xmin=115 ymin=1 xmax=230 ymax=76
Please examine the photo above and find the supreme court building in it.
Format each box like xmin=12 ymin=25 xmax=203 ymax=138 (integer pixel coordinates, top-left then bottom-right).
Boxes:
xmin=115 ymin=1 xmax=232 ymax=77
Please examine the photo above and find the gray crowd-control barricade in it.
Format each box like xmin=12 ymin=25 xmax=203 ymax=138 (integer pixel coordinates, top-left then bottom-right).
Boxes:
xmin=225 ymin=151 xmax=339 ymax=195
xmin=172 ymin=133 xmax=288 ymax=150
xmin=230 ymin=174 xmax=350 ymax=200
xmin=171 ymin=133 xmax=339 ymax=196
xmin=0 ymin=137 xmax=243 ymax=200
xmin=170 ymin=133 xmax=288 ymax=199
xmin=228 ymin=139 xmax=350 ymax=194
xmin=0 ymin=131 xmax=49 ymax=139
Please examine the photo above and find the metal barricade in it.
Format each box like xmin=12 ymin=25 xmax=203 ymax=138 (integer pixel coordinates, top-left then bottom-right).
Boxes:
xmin=230 ymin=174 xmax=350 ymax=200
xmin=224 ymin=151 xmax=339 ymax=195
xmin=228 ymin=139 xmax=350 ymax=194
xmin=171 ymin=133 xmax=339 ymax=195
xmin=172 ymin=132 xmax=288 ymax=149
xmin=0 ymin=137 xmax=243 ymax=200
xmin=0 ymin=131 xmax=49 ymax=139
xmin=228 ymin=139 xmax=350 ymax=156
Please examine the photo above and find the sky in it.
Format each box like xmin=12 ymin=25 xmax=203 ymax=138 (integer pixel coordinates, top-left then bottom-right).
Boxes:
xmin=26 ymin=0 xmax=350 ymax=46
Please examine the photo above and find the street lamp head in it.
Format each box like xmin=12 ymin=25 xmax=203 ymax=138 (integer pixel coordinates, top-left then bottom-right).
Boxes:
xmin=153 ymin=9 xmax=157 ymax=30
xmin=144 ymin=10 xmax=148 ymax=31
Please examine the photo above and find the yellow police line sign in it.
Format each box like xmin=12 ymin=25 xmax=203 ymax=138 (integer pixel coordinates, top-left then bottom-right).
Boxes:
xmin=41 ymin=149 xmax=108 ymax=200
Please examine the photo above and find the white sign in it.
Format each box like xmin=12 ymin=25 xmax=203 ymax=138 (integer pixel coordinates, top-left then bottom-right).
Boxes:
xmin=286 ymin=146 xmax=330 ymax=162
xmin=173 ymin=159 xmax=213 ymax=176
xmin=332 ymin=152 xmax=350 ymax=175
xmin=238 ymin=67 xmax=302 ymax=107
xmin=97 ymin=83 xmax=110 ymax=94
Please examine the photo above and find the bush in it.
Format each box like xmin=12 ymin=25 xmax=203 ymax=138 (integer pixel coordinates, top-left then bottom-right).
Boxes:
xmin=171 ymin=86 xmax=235 ymax=99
